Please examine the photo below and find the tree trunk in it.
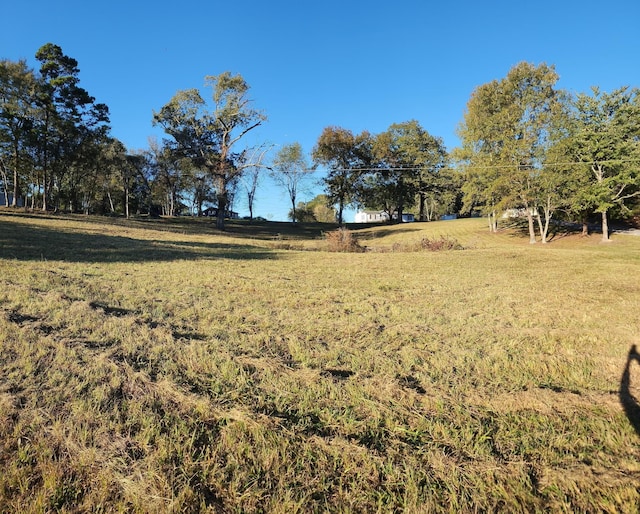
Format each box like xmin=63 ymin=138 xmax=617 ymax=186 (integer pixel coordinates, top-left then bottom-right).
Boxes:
xmin=29 ymin=174 xmax=36 ymax=209
xmin=216 ymin=192 xmax=227 ymax=230
xmin=42 ymin=112 xmax=49 ymax=212
xmin=601 ymin=210 xmax=610 ymax=242
xmin=0 ymin=158 xmax=9 ymax=207
xmin=543 ymin=215 xmax=550 ymax=244
xmin=124 ymin=182 xmax=130 ymax=219
xmin=576 ymin=211 xmax=589 ymax=236
xmin=11 ymin=142 xmax=20 ymax=207
xmin=419 ymin=193 xmax=426 ymax=221
xmin=523 ymin=201 xmax=536 ymax=244
xmin=1 ymin=179 xmax=8 ymax=207
xmin=42 ymin=167 xmax=48 ymax=211
xmin=526 ymin=212 xmax=537 ymax=244
xmin=536 ymin=213 xmax=544 ymax=243
xmin=536 ymin=211 xmax=551 ymax=244
xmin=169 ymin=189 xmax=176 ymax=217
xmin=291 ymin=195 xmax=297 ymax=224
xmin=426 ymin=200 xmax=434 ymax=222
xmin=107 ymin=191 xmax=115 ymax=213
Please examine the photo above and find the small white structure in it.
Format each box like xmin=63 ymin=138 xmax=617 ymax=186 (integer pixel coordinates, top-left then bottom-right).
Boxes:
xmin=354 ymin=210 xmax=416 ymax=223
xmin=354 ymin=210 xmax=390 ymax=223
xmin=502 ymin=208 xmax=538 ymax=219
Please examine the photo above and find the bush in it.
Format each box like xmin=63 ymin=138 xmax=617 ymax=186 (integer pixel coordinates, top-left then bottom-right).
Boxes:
xmin=389 ymin=236 xmax=465 ymax=252
xmin=418 ymin=235 xmax=464 ymax=251
xmin=325 ymin=228 xmax=365 ymax=252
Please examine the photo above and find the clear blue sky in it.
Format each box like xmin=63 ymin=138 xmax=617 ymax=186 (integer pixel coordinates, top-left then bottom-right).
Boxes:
xmin=3 ymin=0 xmax=639 ymax=221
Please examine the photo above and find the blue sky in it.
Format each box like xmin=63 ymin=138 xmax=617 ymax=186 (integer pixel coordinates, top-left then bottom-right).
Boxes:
xmin=3 ymin=1 xmax=639 ymax=221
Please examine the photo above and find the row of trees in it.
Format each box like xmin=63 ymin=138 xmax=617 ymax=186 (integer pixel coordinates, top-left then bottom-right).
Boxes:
xmin=268 ymin=123 xmax=455 ymax=225
xmin=0 ymin=44 xmax=457 ymax=229
xmin=0 ymin=44 xmax=110 ymax=212
xmin=0 ymin=45 xmax=271 ymax=223
xmin=313 ymin=122 xmax=454 ymax=224
xmin=2 ymin=45 xmax=639 ymax=239
xmin=456 ymin=62 xmax=640 ymax=242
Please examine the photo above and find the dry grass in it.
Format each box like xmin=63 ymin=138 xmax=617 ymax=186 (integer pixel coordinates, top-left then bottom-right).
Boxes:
xmin=1 ymin=210 xmax=640 ymax=512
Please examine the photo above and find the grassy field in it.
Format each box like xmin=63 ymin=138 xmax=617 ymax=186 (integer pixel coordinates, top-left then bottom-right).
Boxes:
xmin=0 ymin=211 xmax=639 ymax=513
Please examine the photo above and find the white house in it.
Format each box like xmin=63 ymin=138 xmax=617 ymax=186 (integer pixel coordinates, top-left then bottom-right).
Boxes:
xmin=354 ymin=210 xmax=390 ymax=223
xmin=502 ymin=208 xmax=538 ymax=219
xmin=354 ymin=210 xmax=415 ymax=223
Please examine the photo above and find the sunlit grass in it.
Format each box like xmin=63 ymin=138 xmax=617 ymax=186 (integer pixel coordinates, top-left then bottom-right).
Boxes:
xmin=1 ymin=211 xmax=639 ymax=512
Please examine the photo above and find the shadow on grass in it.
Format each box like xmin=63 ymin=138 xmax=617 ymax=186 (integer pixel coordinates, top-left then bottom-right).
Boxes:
xmin=502 ymin=218 xmax=597 ymax=242
xmin=620 ymin=345 xmax=640 ymax=437
xmin=0 ymin=220 xmax=277 ymax=263
xmin=346 ymin=224 xmax=424 ymax=240
xmin=0 ymin=210 xmax=342 ymax=240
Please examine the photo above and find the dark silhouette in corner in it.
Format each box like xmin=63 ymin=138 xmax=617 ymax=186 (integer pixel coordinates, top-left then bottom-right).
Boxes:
xmin=620 ymin=344 xmax=640 ymax=437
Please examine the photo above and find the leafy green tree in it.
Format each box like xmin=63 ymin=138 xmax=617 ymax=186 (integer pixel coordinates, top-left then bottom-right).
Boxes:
xmin=289 ymin=194 xmax=336 ymax=223
xmin=459 ymin=159 xmax=502 ymax=232
xmin=0 ymin=59 xmax=36 ymax=207
xmin=71 ymin=132 xmax=110 ymax=214
xmin=185 ymin=169 xmax=215 ymax=216
xmin=368 ymin=123 xmax=421 ymax=222
xmin=367 ymin=120 xmax=447 ymax=222
xmin=270 ymin=142 xmax=313 ymax=224
xmin=288 ymin=202 xmax=315 ymax=222
xmin=147 ymin=138 xmax=188 ymax=216
xmin=122 ymin=148 xmax=149 ymax=219
xmin=456 ymin=62 xmax=564 ymax=242
xmin=354 ymin=169 xmax=399 ymax=221
xmin=306 ymin=194 xmax=336 ymax=222
xmin=419 ymin=167 xmax=463 ymax=221
xmin=539 ymin=103 xmax=592 ymax=238
xmin=568 ymin=86 xmax=640 ymax=241
xmin=73 ymin=134 xmax=132 ymax=215
xmin=313 ymin=126 xmax=373 ymax=224
xmin=33 ymin=43 xmax=109 ymax=211
xmin=153 ymin=72 xmax=266 ymax=229
xmin=91 ymin=136 xmax=123 ymax=214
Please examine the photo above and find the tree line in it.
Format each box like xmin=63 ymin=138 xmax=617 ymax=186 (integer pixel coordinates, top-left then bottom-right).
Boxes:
xmin=456 ymin=62 xmax=640 ymax=242
xmin=2 ymin=45 xmax=639 ymax=239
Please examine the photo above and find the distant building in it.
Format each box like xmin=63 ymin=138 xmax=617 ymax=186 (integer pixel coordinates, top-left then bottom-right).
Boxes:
xmin=354 ymin=210 xmax=415 ymax=223
xmin=502 ymin=208 xmax=538 ymax=219
xmin=201 ymin=207 xmax=239 ymax=219
xmin=354 ymin=210 xmax=390 ymax=223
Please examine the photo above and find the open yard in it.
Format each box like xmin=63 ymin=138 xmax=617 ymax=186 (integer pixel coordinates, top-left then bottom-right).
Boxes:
xmin=0 ymin=212 xmax=639 ymax=512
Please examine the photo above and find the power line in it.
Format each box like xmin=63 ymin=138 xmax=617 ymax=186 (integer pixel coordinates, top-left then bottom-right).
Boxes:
xmin=305 ymin=157 xmax=640 ymax=174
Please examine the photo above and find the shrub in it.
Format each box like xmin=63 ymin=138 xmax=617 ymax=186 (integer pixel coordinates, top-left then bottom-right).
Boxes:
xmin=418 ymin=235 xmax=464 ymax=251
xmin=325 ymin=228 xmax=365 ymax=252
xmin=388 ymin=236 xmax=464 ymax=252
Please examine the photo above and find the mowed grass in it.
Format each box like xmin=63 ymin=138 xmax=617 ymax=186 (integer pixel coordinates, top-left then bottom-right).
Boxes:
xmin=1 ymin=211 xmax=639 ymax=513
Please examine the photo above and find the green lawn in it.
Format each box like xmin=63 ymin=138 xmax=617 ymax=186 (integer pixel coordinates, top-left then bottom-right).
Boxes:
xmin=1 ymin=211 xmax=639 ymax=512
